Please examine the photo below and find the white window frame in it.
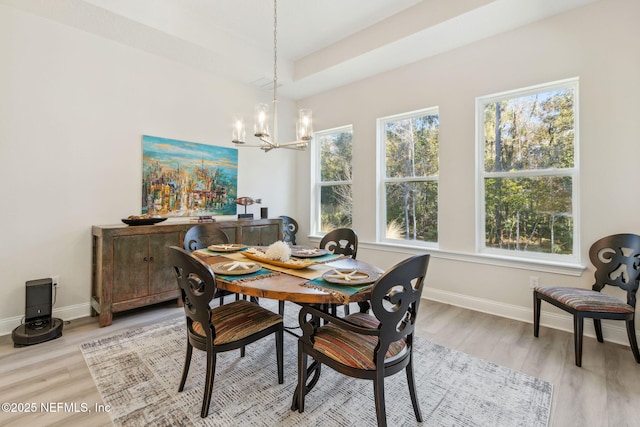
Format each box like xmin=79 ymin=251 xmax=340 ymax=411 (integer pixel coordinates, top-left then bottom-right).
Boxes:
xmin=475 ymin=78 xmax=580 ymax=263
xmin=376 ymin=107 xmax=439 ymax=247
xmin=310 ymin=125 xmax=353 ymax=236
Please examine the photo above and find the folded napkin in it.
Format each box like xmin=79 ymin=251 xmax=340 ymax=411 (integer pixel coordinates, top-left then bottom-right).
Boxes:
xmin=302 ymin=278 xmax=373 ymax=304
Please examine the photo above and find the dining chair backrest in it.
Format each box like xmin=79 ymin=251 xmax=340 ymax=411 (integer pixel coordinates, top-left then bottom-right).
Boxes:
xmin=370 ymin=254 xmax=430 ymax=354
xmin=169 ymin=246 xmax=216 ymax=339
xmin=280 ymin=215 xmax=298 ymax=245
xmin=183 ymin=224 xmax=230 ymax=253
xmin=319 ymin=228 xmax=358 ymax=259
xmin=588 ymin=233 xmax=640 ymax=307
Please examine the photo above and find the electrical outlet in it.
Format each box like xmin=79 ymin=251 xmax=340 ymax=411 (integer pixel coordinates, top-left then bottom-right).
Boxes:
xmin=529 ymin=276 xmax=539 ymax=288
xmin=51 ymin=275 xmax=60 ymax=287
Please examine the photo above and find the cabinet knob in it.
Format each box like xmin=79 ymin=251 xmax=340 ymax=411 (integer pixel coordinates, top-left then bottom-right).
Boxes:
xmin=149 ymin=256 xmax=154 ymax=262
xmin=143 ymin=257 xmax=149 ymax=262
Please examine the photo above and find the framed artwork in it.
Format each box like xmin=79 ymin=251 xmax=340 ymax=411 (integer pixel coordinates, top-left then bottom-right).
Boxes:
xmin=141 ymin=135 xmax=238 ymax=217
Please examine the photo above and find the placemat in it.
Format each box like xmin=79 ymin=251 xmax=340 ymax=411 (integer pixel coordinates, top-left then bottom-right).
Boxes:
xmin=215 ymin=268 xmax=278 ymax=283
xmin=302 ymin=278 xmax=373 ymax=304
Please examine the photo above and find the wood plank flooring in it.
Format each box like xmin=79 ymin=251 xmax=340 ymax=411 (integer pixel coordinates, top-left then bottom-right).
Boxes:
xmin=0 ymin=299 xmax=638 ymax=427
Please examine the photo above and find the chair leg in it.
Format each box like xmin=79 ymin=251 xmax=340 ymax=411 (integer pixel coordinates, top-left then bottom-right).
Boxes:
xmin=279 ymin=300 xmax=285 ymax=316
xmin=358 ymin=301 xmax=370 ymax=313
xmin=373 ymin=370 xmax=387 ymax=427
xmin=297 ymin=343 xmax=308 ymax=413
xmin=343 ymin=304 xmax=350 ymax=316
xmin=574 ymin=315 xmax=584 ymax=367
xmin=625 ymin=318 xmax=640 ymax=363
xmin=405 ymin=352 xmax=423 ymax=422
xmin=201 ymin=352 xmax=217 ymax=418
xmin=533 ymin=291 xmax=541 ymax=337
xmin=178 ymin=341 xmax=193 ymax=392
xmin=593 ymin=319 xmax=604 ymax=342
xmin=276 ymin=327 xmax=284 ymax=384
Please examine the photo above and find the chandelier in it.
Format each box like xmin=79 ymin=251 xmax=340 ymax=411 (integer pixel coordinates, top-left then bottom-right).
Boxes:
xmin=231 ymin=0 xmax=313 ymax=152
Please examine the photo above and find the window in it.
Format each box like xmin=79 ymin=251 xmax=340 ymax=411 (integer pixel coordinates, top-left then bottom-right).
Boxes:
xmin=477 ymin=78 xmax=578 ymax=260
xmin=378 ymin=108 xmax=439 ymax=245
xmin=312 ymin=125 xmax=353 ymax=234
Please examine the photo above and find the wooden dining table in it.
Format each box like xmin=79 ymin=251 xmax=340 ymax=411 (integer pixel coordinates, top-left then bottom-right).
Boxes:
xmin=191 ymin=247 xmax=382 ymax=307
xmin=192 ymin=246 xmax=382 ymax=413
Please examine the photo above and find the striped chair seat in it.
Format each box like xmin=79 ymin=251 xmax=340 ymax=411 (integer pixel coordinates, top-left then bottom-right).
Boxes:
xmin=536 ymin=286 xmax=634 ymax=313
xmin=313 ymin=312 xmax=407 ymax=370
xmin=192 ymin=300 xmax=282 ymax=345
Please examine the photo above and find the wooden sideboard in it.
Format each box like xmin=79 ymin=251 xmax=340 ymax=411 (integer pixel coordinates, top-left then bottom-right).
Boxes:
xmin=91 ymin=218 xmax=282 ymax=326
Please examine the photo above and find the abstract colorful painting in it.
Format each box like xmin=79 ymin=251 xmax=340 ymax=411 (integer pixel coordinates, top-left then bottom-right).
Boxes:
xmin=141 ymin=135 xmax=238 ymax=216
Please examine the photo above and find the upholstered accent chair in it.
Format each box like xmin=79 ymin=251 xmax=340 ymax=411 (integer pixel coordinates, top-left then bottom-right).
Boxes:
xmin=533 ymin=233 xmax=640 ymax=367
xmin=169 ymin=246 xmax=284 ymax=418
xmin=294 ymin=254 xmax=430 ymax=427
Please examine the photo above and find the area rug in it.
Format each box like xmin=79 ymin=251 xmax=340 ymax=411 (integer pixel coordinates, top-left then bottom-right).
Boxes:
xmin=80 ymin=303 xmax=552 ymax=427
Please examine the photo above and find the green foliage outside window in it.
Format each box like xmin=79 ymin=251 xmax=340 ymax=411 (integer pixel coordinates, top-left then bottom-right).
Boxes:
xmin=482 ymin=85 xmax=575 ymax=255
xmin=319 ymin=129 xmax=352 ymax=232
xmin=383 ymin=112 xmax=439 ymax=242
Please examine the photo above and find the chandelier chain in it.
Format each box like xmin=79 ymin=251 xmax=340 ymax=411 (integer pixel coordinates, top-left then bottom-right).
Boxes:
xmin=273 ymin=0 xmax=278 ymax=104
xmin=230 ymin=0 xmax=311 ymax=152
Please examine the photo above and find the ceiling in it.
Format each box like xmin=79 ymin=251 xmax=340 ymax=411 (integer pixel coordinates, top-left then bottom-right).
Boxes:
xmin=2 ymin=0 xmax=598 ymax=99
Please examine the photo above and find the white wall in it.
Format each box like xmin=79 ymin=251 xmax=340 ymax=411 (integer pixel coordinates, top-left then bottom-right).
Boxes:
xmin=296 ymin=0 xmax=640 ymax=344
xmin=0 ymin=5 xmax=301 ymax=334
xmin=2 ymin=0 xmax=638 ymax=349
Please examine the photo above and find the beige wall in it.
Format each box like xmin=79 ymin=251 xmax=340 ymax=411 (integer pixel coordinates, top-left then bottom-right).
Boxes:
xmin=295 ymin=0 xmax=640 ymax=343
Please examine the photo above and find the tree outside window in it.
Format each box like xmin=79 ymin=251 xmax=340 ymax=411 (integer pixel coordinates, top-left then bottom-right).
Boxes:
xmin=378 ymin=109 xmax=439 ymax=244
xmin=314 ymin=126 xmax=352 ymax=233
xmin=478 ymin=79 xmax=578 ymax=257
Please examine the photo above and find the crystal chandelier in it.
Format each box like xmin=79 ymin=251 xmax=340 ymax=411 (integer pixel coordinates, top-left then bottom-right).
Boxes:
xmin=231 ymin=0 xmax=312 ymax=152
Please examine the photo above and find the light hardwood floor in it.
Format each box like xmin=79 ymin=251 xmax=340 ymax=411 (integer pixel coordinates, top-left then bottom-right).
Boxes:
xmin=0 ymin=299 xmax=638 ymax=427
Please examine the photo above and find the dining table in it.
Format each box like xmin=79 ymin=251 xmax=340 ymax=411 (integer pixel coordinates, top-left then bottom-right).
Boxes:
xmin=191 ymin=244 xmax=383 ymax=413
xmin=191 ymin=245 xmax=382 ymax=308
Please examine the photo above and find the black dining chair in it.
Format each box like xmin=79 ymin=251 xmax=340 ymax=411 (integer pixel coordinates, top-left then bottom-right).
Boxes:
xmin=319 ymin=227 xmax=358 ymax=259
xmin=320 ymin=228 xmax=360 ymax=315
xmin=534 ymin=233 xmax=640 ymax=366
xmin=294 ymin=254 xmax=430 ymax=427
xmin=280 ymin=215 xmax=299 ymax=245
xmin=184 ymin=224 xmax=237 ymax=305
xmin=169 ymin=246 xmax=284 ymax=418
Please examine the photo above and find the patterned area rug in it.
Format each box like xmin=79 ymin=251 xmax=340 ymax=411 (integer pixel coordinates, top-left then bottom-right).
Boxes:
xmin=80 ymin=302 xmax=552 ymax=427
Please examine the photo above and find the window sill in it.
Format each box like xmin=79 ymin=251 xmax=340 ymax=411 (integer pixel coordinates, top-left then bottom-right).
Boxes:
xmin=359 ymin=241 xmax=585 ymax=276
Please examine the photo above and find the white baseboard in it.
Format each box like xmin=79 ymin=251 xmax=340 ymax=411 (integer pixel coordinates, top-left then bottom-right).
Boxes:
xmin=2 ymin=292 xmax=636 ymax=349
xmin=0 ymin=303 xmax=92 ymax=337
xmin=422 ymin=287 xmax=638 ymax=348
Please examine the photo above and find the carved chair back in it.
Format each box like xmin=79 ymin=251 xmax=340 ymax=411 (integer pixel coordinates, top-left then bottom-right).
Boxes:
xmin=169 ymin=246 xmax=216 ymax=344
xmin=320 ymin=228 xmax=358 ymax=259
xmin=279 ymin=216 xmax=299 ymax=245
xmin=183 ymin=224 xmax=230 ymax=253
xmin=588 ymin=233 xmax=640 ymax=308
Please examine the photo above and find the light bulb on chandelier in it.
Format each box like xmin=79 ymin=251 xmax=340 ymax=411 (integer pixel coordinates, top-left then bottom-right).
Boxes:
xmin=231 ymin=0 xmax=312 ymax=152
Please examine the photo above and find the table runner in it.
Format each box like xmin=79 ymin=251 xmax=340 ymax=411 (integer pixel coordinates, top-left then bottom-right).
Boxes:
xmin=217 ymin=251 xmax=339 ymax=280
